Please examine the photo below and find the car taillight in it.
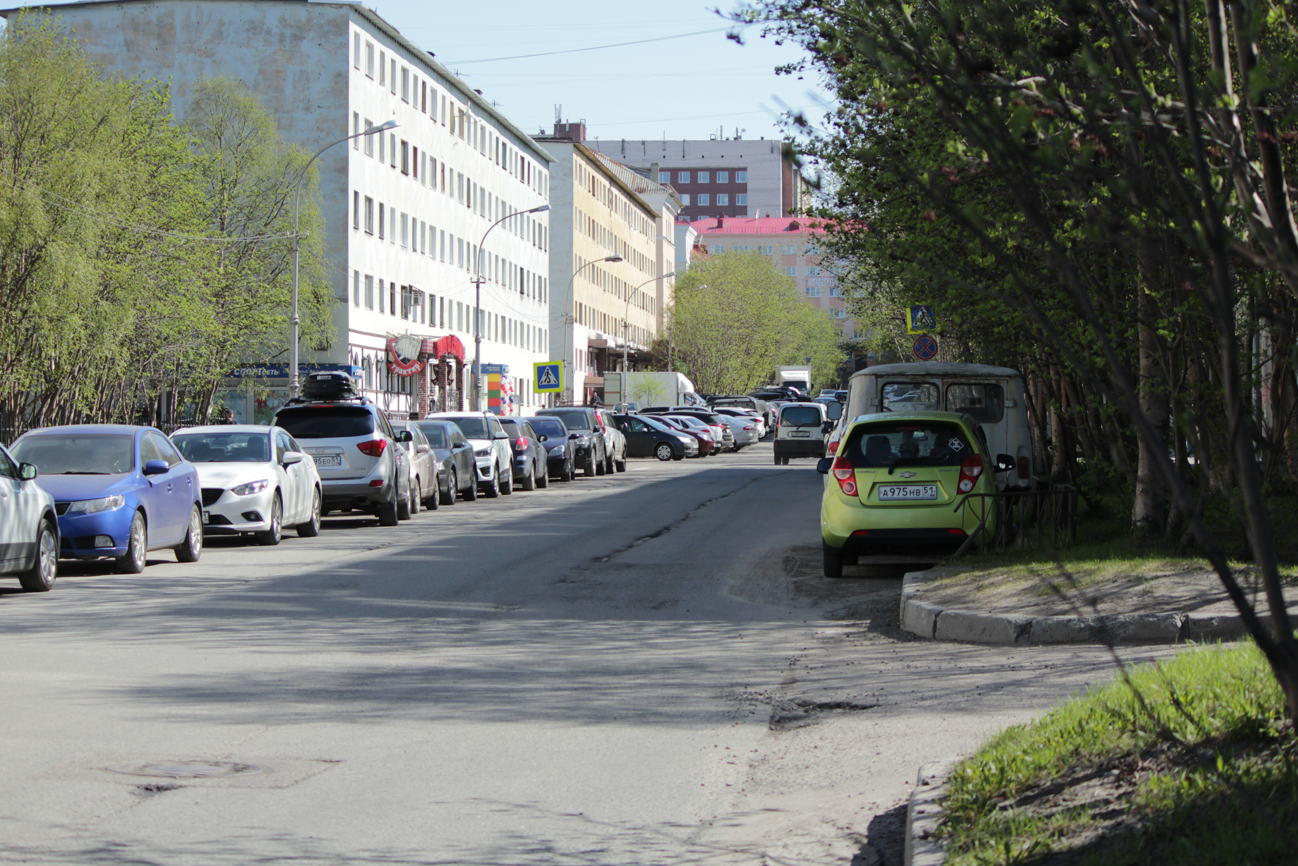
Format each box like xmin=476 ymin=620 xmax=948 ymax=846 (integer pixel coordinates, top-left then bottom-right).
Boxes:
xmin=357 ymin=439 xmax=386 ymax=457
xmin=826 ymin=440 xmax=839 ymax=456
xmin=743 ymin=425 xmax=755 ymax=431
xmin=831 ymin=455 xmax=857 ymax=496
xmin=515 ymin=437 xmax=530 ymax=451
xmin=958 ymin=454 xmax=984 ymax=493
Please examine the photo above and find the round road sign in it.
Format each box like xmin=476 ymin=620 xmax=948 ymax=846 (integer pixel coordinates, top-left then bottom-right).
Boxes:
xmin=912 ymin=334 xmax=939 ymax=361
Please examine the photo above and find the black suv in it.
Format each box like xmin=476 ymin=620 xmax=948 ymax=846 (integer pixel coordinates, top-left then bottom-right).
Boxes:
xmin=535 ymin=407 xmax=606 ymax=477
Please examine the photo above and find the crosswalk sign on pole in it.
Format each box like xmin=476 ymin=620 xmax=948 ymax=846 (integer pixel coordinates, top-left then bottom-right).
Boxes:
xmin=906 ymin=305 xmax=938 ymax=334
xmin=534 ymin=361 xmax=563 ymax=393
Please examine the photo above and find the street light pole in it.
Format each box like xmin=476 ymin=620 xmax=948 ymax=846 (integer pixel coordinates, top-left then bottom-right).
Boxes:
xmin=563 ymin=254 xmax=623 ymax=404
xmin=470 ymin=203 xmax=551 ymax=412
xmin=622 ymin=271 xmax=674 ymax=372
xmin=290 ymin=118 xmax=398 ymax=398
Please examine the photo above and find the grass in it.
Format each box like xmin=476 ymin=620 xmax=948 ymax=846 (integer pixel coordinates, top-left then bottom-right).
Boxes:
xmin=938 ymin=643 xmax=1297 ymax=865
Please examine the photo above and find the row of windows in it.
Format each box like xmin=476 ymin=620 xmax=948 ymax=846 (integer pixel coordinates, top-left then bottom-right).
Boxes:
xmin=573 ymin=301 xmax=651 ymax=346
xmin=354 ymin=31 xmax=548 ymax=197
xmin=708 ymin=244 xmax=819 ymax=256
xmin=573 ymin=255 xmax=658 ymax=317
xmin=351 ymin=270 xmax=549 ymax=353
xmin=575 ymin=161 xmax=653 ymax=240
xmin=574 ymin=207 xmax=651 ymax=276
xmin=661 ymin=170 xmax=748 ymax=185
xmin=804 ymin=287 xmax=842 ymax=297
xmin=353 ymin=192 xmax=548 ymax=301
xmin=680 ymin=193 xmax=746 ymax=208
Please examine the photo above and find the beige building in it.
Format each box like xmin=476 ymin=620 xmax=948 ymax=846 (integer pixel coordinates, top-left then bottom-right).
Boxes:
xmin=538 ymin=125 xmax=678 ymax=405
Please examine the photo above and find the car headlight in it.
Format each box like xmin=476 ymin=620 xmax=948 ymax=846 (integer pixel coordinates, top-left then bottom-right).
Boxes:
xmin=231 ymin=479 xmax=270 ymax=496
xmin=67 ymin=494 xmax=125 ymax=514
xmin=474 ymin=448 xmax=492 ymax=457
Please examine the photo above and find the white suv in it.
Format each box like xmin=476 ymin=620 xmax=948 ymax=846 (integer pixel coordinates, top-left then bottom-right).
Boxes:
xmin=426 ymin=413 xmax=514 ymax=498
xmin=0 ymin=442 xmax=59 ymax=591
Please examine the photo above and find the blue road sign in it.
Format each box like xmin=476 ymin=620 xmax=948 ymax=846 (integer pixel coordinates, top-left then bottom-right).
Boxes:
xmin=907 ymin=306 xmax=938 ymax=334
xmin=912 ymin=335 xmax=939 ymax=361
xmin=534 ymin=361 xmax=563 ymax=393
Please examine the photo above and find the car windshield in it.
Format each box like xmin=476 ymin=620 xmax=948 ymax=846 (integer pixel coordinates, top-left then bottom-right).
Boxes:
xmin=780 ymin=406 xmax=823 ymax=427
xmin=639 ymin=416 xmax=675 ymax=433
xmin=12 ymin=433 xmax=135 ymax=474
xmin=172 ymin=431 xmax=270 ymax=463
xmin=527 ymin=418 xmax=567 ymax=438
xmin=545 ymin=411 xmax=591 ymax=431
xmin=277 ymin=406 xmax=375 ymax=439
xmin=447 ymin=417 xmax=489 ymax=439
xmin=413 ymin=424 xmax=448 ymax=448
xmin=844 ymin=421 xmax=973 ymax=469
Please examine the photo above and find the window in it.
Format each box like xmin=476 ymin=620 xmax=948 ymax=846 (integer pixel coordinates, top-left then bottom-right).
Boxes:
xmin=734 ymin=244 xmax=750 ymax=252
xmin=784 ymin=266 xmax=796 ymax=276
xmin=736 ymin=171 xmax=748 ymax=182
xmin=421 ymin=80 xmax=427 ymax=113
xmin=758 ymin=244 xmax=773 ymax=254
xmin=440 ymin=229 xmax=445 ymax=261
xmin=698 ymin=194 xmax=710 ymax=207
xmin=378 ymin=131 xmax=384 ymax=163
xmin=400 ymin=140 xmax=409 ymax=175
xmin=698 ymin=171 xmax=710 ymax=183
xmin=659 ymin=171 xmax=670 ymax=183
xmin=806 ymin=287 xmax=821 ymax=297
xmin=807 ymin=266 xmax=822 ymax=276
xmin=712 ymin=244 xmax=727 ymax=254
xmin=353 ymin=112 xmax=360 ymax=148
xmin=364 ymin=274 xmax=374 ymax=309
xmin=829 ymin=287 xmax=841 ymax=297
xmin=833 ymin=308 xmax=846 ymax=318
xmin=365 ymin=41 xmax=374 ymax=77
xmin=389 ymin=133 xmax=396 ymax=167
xmin=678 ymin=171 xmax=690 ymax=183
xmin=736 ymin=193 xmax=748 ymax=205
xmin=400 ymin=213 xmax=408 ymax=248
xmin=363 ymin=197 xmax=374 ymax=233
xmin=717 ymin=171 xmax=729 ymax=183
xmin=378 ymin=50 xmax=385 ymax=85
xmin=783 ymin=244 xmax=797 ymax=255
xmin=400 ymin=67 xmax=409 ymax=102
xmin=718 ymin=194 xmax=730 ymax=206
xmin=353 ymin=270 xmax=360 ymax=307
xmin=352 ymin=191 xmax=359 ymax=229
xmin=680 ymin=194 xmax=690 ymax=206
xmin=390 ymin=59 xmax=396 ymax=94
xmin=378 ymin=203 xmax=384 ymax=239
xmin=364 ymin=118 xmax=374 ymax=156
xmin=353 ymin=32 xmax=361 ymax=69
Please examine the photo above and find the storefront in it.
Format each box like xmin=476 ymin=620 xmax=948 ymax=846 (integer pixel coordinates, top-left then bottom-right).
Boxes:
xmin=215 ymin=364 xmax=363 ymax=425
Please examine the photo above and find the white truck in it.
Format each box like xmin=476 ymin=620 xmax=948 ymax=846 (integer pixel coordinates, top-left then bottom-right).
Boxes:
xmin=775 ymin=366 xmax=813 ymax=394
xmin=604 ymin=372 xmax=704 ymax=411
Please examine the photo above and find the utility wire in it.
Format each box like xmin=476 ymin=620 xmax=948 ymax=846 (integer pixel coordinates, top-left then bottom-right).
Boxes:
xmin=444 ymin=26 xmax=741 ymax=65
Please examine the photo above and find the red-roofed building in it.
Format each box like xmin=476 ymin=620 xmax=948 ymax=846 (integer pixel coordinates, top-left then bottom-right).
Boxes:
xmin=688 ymin=217 xmax=859 ymax=339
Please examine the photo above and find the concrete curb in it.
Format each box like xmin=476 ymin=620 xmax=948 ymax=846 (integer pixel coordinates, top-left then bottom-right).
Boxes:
xmin=905 ymin=759 xmax=954 ymax=866
xmin=900 ymin=569 xmax=1259 ymax=645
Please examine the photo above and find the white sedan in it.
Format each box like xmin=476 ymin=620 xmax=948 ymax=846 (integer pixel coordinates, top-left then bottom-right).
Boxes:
xmin=171 ymin=425 xmax=322 ymax=545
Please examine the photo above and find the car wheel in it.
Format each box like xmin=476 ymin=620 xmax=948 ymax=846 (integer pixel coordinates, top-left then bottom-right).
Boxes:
xmin=605 ymin=452 xmax=614 ymax=474
xmin=18 ymin=519 xmax=57 ymax=592
xmin=522 ymin=462 xmax=536 ymax=491
xmin=774 ymin=452 xmax=782 ymax=466
xmin=615 ymin=454 xmax=626 ymax=472
xmin=423 ymin=476 xmax=439 ymax=510
xmin=483 ymin=467 xmax=500 ymax=498
xmin=174 ymin=505 xmax=204 ymax=561
xmin=537 ymin=462 xmax=549 ymax=488
xmin=411 ymin=479 xmax=422 ymax=514
xmin=257 ymin=495 xmax=283 ymax=546
xmin=654 ymin=443 xmax=673 ymax=461
xmin=397 ymin=484 xmax=412 ymax=520
xmin=116 ymin=511 xmax=147 ymax=574
xmin=442 ymin=469 xmax=457 ymax=505
xmin=595 ymin=449 xmax=607 ymax=475
xmin=563 ymin=457 xmax=575 ymax=482
xmin=823 ymin=542 xmax=844 ymax=578
xmin=378 ymin=490 xmax=399 ymax=526
xmin=463 ymin=468 xmax=478 ymax=501
xmin=584 ymin=451 xmax=597 ymax=477
xmin=500 ymin=463 xmax=514 ymax=496
xmin=297 ymin=487 xmax=322 ymax=537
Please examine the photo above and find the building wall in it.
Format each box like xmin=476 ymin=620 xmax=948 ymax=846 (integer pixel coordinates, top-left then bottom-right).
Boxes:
xmin=29 ymin=0 xmax=553 ymax=416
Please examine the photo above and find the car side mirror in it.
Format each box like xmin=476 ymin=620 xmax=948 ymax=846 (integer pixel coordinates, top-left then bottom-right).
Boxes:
xmin=995 ymin=454 xmax=1017 ymax=473
xmin=416 ymin=443 xmax=430 ymax=454
xmin=494 ymin=431 xmax=509 ymax=440
xmin=18 ymin=462 xmax=37 ymax=481
xmin=538 ymin=434 xmax=548 ymax=442
xmin=143 ymin=459 xmax=169 ymax=476
xmin=822 ymin=421 xmax=834 ymax=435
xmin=816 ymin=458 xmax=833 ymax=474
xmin=569 ymin=432 xmax=580 ymax=440
xmin=827 ymin=402 xmax=843 ymax=420
xmin=283 ymin=451 xmax=304 ymax=466
xmin=396 ymin=430 xmax=413 ymax=443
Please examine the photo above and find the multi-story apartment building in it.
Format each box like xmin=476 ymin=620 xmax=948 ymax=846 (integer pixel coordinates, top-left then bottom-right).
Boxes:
xmin=14 ymin=0 xmax=553 ymax=418
xmin=536 ymin=126 xmax=678 ymax=406
xmin=584 ymin=133 xmax=806 ymax=223
xmin=690 ymin=216 xmax=861 ymax=340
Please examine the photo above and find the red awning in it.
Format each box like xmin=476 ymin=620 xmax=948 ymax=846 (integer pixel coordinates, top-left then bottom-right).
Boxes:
xmin=420 ymin=334 xmax=465 ymax=362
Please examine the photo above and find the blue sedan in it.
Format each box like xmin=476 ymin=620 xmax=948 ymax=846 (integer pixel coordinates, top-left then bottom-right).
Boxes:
xmin=10 ymin=425 xmax=204 ymax=573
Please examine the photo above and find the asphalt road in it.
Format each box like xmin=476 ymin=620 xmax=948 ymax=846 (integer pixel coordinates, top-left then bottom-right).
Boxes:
xmin=0 ymin=442 xmax=1168 ymax=865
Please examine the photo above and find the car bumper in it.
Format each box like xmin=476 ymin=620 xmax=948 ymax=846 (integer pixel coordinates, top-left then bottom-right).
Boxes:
xmin=774 ymin=437 xmax=825 ymax=457
xmin=731 ymin=429 xmax=760 ymax=445
xmin=56 ymin=506 xmax=135 ymax=558
xmin=320 ymin=471 xmax=394 ymax=510
xmin=201 ymin=487 xmax=277 ymax=534
xmin=821 ymin=492 xmax=996 ymax=552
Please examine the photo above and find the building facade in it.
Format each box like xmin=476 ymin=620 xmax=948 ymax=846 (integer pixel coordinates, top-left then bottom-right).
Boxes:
xmin=16 ymin=0 xmax=553 ymax=417
xmin=536 ymin=134 xmax=676 ymax=406
xmin=584 ymin=133 xmax=806 ymax=223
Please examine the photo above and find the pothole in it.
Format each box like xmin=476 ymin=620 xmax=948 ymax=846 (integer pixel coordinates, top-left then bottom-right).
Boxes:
xmin=135 ymin=783 xmax=183 ymax=797
xmin=107 ymin=760 xmax=263 ymax=779
xmin=768 ymin=698 xmax=878 ymax=731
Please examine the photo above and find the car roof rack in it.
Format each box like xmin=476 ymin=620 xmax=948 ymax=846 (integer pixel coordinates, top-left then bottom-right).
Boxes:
xmin=281 ymin=395 xmax=373 ymax=407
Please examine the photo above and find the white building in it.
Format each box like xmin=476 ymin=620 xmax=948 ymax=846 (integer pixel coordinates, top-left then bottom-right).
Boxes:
xmin=10 ymin=0 xmax=554 ymax=417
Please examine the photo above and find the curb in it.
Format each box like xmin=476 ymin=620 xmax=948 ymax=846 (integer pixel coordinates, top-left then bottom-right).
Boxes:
xmin=899 ymin=569 xmax=1264 ymax=645
xmin=905 ymin=759 xmax=954 ymax=866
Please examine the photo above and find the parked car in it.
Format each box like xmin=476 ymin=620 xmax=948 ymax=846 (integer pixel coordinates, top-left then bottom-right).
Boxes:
xmin=659 ymin=415 xmax=714 ymax=456
xmin=390 ymin=419 xmax=439 ymax=512
xmin=816 ymin=411 xmax=1013 ymax=576
xmin=641 ymin=406 xmax=735 ymax=451
xmin=593 ymin=409 xmax=628 ymax=473
xmin=709 ymin=394 xmax=772 ymax=429
xmin=0 ymin=442 xmax=59 ymax=591
xmin=710 ymin=408 xmax=762 ymax=448
xmin=613 ymin=414 xmax=689 ymax=461
xmin=11 ymin=424 xmax=203 ymax=573
xmin=522 ymin=415 xmax=577 ymax=482
xmin=713 ymin=406 xmax=767 ymax=439
xmin=412 ymin=420 xmax=478 ymax=504
xmin=498 ymin=418 xmax=549 ymax=491
xmin=773 ymin=402 xmax=830 ymax=465
xmin=274 ymin=386 xmax=403 ymax=526
xmin=535 ymin=407 xmax=606 ymax=477
xmin=426 ymin=412 xmax=513 ymax=497
xmin=171 ymin=425 xmax=323 ymax=545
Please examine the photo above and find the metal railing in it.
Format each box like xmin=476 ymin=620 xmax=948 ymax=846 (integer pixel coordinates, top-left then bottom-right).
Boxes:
xmin=949 ymin=484 xmax=1078 ymax=558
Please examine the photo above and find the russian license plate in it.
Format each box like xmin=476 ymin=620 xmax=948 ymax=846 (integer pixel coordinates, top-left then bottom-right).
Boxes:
xmin=313 ymin=454 xmax=342 ymax=468
xmin=877 ymin=484 xmax=938 ymax=501
xmin=202 ymin=511 xmax=210 ymax=524
xmin=788 ymin=430 xmax=810 ymax=437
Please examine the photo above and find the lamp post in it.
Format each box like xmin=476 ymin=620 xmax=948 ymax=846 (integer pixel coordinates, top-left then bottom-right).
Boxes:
xmin=622 ymin=271 xmax=674 ymax=372
xmin=290 ymin=118 xmax=398 ymax=398
xmin=666 ymin=282 xmax=705 ymax=373
xmin=470 ymin=203 xmax=551 ymax=411
xmin=563 ymin=254 xmax=623 ymax=404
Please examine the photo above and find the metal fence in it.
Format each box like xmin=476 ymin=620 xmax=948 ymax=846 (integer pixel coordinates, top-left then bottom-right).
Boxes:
xmin=3 ymin=421 xmax=195 ymax=447
xmin=950 ymin=485 xmax=1079 ymax=558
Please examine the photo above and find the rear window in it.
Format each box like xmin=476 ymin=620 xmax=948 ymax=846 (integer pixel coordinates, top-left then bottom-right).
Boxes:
xmin=499 ymin=420 xmax=521 ymax=436
xmin=882 ymin=382 xmax=939 ymax=412
xmin=413 ymin=423 xmax=448 ymax=448
xmin=445 ymin=417 xmax=489 ymax=439
xmin=945 ymin=383 xmax=1005 ymax=423
xmin=543 ymin=410 xmax=591 ymax=431
xmin=842 ymin=421 xmax=973 ymax=468
xmin=276 ymin=406 xmax=375 ymax=439
xmin=527 ymin=418 xmax=568 ymax=438
xmin=780 ymin=406 xmax=823 ymax=427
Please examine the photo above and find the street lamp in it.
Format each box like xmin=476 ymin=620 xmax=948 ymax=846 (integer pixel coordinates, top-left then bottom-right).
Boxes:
xmin=470 ymin=203 xmax=551 ymax=411
xmin=290 ymin=118 xmax=398 ymax=398
xmin=622 ymin=271 xmax=674 ymax=372
xmin=563 ymin=254 xmax=623 ymax=404
xmin=667 ymin=283 xmax=705 ymax=373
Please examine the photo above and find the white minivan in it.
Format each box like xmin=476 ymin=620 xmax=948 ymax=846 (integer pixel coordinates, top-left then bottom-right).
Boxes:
xmin=828 ymin=363 xmax=1035 ymax=489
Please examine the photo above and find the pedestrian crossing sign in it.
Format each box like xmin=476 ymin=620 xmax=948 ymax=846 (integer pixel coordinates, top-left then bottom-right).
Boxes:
xmin=534 ymin=361 xmax=563 ymax=393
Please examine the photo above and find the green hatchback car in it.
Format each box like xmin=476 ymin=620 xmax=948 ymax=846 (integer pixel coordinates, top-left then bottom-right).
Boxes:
xmin=816 ymin=411 xmax=1015 ymax=576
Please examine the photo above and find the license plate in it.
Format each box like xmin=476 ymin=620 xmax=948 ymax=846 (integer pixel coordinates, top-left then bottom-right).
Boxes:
xmin=313 ymin=455 xmax=342 ymax=468
xmin=202 ymin=511 xmax=210 ymax=524
xmin=788 ymin=430 xmax=810 ymax=438
xmin=877 ymin=484 xmax=938 ymax=501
